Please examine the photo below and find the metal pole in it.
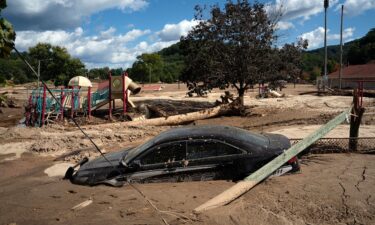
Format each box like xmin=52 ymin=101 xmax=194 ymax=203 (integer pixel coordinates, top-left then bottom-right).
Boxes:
xmin=149 ymin=66 xmax=151 ymax=85
xmin=41 ymin=84 xmax=47 ymax=127
xmin=108 ymin=72 xmax=112 ymax=120
xmin=339 ymin=4 xmax=344 ymax=89
xmin=323 ymin=0 xmax=329 ymax=91
xmin=122 ymin=72 xmax=127 ymax=116
xmin=71 ymin=86 xmax=74 ymax=118
xmin=87 ymin=86 xmax=91 ymax=120
xmin=38 ymin=60 xmax=40 ymax=95
xmin=60 ymin=88 xmax=64 ymax=121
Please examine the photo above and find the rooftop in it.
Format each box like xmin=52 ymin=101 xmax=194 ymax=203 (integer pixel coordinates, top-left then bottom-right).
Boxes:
xmin=328 ymin=63 xmax=375 ymax=80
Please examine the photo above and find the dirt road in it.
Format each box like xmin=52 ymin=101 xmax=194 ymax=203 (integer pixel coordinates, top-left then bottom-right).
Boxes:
xmin=0 ymin=154 xmax=374 ymax=225
xmin=1 ymin=83 xmax=375 ymax=225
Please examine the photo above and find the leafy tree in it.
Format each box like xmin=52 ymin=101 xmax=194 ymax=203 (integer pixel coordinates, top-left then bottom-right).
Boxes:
xmin=89 ymin=67 xmax=110 ymax=80
xmin=28 ymin=43 xmax=85 ymax=86
xmin=310 ymin=67 xmax=321 ymax=81
xmin=0 ymin=0 xmax=15 ymax=58
xmin=181 ymin=0 xmax=278 ymax=104
xmin=0 ymin=56 xmax=30 ymax=84
xmin=347 ymin=28 xmax=375 ymax=64
xmin=278 ymin=38 xmax=308 ymax=87
xmin=128 ymin=53 xmax=164 ymax=83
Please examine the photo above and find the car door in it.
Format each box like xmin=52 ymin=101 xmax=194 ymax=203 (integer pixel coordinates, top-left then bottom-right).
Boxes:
xmin=184 ymin=139 xmax=246 ymax=181
xmin=126 ymin=141 xmax=187 ymax=183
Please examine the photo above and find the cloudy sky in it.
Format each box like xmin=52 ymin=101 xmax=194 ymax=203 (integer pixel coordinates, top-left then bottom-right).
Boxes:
xmin=3 ymin=0 xmax=375 ymax=69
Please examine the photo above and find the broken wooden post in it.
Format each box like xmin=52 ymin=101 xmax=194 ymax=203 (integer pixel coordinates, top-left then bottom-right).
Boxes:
xmin=349 ymin=88 xmax=365 ymax=151
xmin=194 ymin=107 xmax=351 ymax=212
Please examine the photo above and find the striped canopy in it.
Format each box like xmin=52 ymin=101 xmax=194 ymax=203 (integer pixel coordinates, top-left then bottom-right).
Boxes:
xmin=68 ymin=76 xmax=92 ymax=87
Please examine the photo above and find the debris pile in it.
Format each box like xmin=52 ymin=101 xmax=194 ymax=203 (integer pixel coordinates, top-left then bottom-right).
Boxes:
xmin=0 ymin=92 xmax=18 ymax=111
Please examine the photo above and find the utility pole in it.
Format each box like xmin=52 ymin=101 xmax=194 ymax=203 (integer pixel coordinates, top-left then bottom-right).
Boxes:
xmin=323 ymin=0 xmax=329 ymax=91
xmin=149 ymin=66 xmax=152 ymax=85
xmin=339 ymin=4 xmax=344 ymax=89
xmin=38 ymin=60 xmax=41 ymax=94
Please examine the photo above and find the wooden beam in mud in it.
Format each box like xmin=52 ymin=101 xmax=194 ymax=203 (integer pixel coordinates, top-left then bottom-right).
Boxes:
xmin=194 ymin=107 xmax=352 ymax=212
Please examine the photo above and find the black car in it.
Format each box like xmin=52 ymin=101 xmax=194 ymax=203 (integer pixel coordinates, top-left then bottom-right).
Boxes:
xmin=65 ymin=125 xmax=299 ymax=187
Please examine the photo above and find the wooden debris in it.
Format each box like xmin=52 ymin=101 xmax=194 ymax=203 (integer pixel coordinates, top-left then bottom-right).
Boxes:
xmin=71 ymin=199 xmax=93 ymax=211
xmin=125 ymin=98 xmax=243 ymax=126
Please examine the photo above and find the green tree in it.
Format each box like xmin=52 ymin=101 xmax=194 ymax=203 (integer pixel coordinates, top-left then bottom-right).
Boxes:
xmin=181 ymin=0 xmax=278 ymax=104
xmin=0 ymin=0 xmax=15 ymax=58
xmin=346 ymin=28 xmax=375 ymax=64
xmin=89 ymin=67 xmax=110 ymax=80
xmin=28 ymin=43 xmax=85 ymax=86
xmin=128 ymin=53 xmax=164 ymax=83
xmin=278 ymin=39 xmax=308 ymax=86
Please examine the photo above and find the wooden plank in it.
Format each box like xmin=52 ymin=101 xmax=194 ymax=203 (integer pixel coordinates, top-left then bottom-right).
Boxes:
xmin=194 ymin=107 xmax=352 ymax=212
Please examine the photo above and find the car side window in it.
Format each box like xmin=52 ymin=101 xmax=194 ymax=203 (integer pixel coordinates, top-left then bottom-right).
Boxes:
xmin=186 ymin=140 xmax=242 ymax=160
xmin=140 ymin=142 xmax=186 ymax=165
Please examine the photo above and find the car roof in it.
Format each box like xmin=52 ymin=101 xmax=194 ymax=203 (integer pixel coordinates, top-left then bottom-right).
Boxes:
xmin=123 ymin=125 xmax=270 ymax=164
xmin=152 ymin=125 xmax=268 ymax=145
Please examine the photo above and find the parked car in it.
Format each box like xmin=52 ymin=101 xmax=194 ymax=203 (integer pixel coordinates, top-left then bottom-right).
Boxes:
xmin=65 ymin=125 xmax=300 ymax=187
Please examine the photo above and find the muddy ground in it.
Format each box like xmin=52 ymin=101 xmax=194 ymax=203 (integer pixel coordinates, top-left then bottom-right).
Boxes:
xmin=0 ymin=83 xmax=375 ymax=225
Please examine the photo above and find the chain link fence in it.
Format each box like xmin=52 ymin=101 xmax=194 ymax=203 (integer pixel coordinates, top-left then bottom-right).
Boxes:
xmin=290 ymin=137 xmax=375 ymax=154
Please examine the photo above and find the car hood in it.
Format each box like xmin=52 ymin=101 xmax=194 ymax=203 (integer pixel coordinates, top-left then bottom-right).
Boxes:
xmin=79 ymin=149 xmax=129 ymax=170
xmin=70 ymin=148 xmax=132 ymax=186
xmin=264 ymin=133 xmax=291 ymax=153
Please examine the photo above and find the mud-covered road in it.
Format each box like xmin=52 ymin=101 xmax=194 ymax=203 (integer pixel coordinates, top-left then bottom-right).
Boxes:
xmin=0 ymin=154 xmax=374 ymax=225
xmin=1 ymin=84 xmax=375 ymax=225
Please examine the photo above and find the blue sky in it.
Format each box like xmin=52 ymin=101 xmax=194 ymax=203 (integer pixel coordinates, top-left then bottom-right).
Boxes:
xmin=3 ymin=0 xmax=375 ymax=69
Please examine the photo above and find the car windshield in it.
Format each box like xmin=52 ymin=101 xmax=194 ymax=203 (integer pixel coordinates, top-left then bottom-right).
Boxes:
xmin=121 ymin=135 xmax=158 ymax=164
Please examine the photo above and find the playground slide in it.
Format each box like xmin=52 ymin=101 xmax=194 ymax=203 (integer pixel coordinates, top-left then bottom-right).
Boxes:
xmin=91 ymin=99 xmax=110 ymax=111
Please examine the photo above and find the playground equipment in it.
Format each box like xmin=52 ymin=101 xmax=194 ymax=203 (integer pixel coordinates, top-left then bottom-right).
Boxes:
xmin=25 ymin=72 xmax=141 ymax=127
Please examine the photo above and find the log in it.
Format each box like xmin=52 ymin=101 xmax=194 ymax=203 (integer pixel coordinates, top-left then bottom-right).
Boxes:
xmin=84 ymin=99 xmax=243 ymax=128
xmin=125 ymin=99 xmax=242 ymax=126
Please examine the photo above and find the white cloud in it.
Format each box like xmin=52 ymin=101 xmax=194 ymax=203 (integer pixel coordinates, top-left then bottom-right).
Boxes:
xmin=100 ymin=27 xmax=116 ymax=39
xmin=13 ymin=18 xmax=195 ymax=69
xmin=337 ymin=0 xmax=375 ymax=16
xmin=300 ymin=26 xmax=355 ymax=49
xmin=328 ymin=27 xmax=355 ymax=40
xmin=269 ymin=0 xmax=339 ymax=21
xmin=15 ymin=27 xmax=152 ymax=68
xmin=157 ymin=19 xmax=200 ymax=42
xmin=276 ymin=21 xmax=294 ymax=30
xmin=3 ymin=0 xmax=149 ymax=30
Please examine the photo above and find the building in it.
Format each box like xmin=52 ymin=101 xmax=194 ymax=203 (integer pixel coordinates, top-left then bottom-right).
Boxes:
xmin=328 ymin=63 xmax=375 ymax=89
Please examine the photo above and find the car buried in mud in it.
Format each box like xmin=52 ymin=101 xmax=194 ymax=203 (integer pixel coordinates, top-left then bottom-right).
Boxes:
xmin=65 ymin=125 xmax=300 ymax=187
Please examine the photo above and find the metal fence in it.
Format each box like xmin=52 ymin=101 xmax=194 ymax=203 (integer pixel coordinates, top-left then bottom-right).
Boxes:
xmin=290 ymin=137 xmax=375 ymax=154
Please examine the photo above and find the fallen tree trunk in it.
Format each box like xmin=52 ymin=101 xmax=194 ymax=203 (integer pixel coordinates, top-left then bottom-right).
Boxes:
xmin=85 ymin=98 xmax=243 ymax=128
xmin=126 ymin=98 xmax=242 ymax=126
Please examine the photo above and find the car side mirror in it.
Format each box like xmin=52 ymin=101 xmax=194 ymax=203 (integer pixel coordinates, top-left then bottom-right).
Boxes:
xmin=129 ymin=160 xmax=141 ymax=169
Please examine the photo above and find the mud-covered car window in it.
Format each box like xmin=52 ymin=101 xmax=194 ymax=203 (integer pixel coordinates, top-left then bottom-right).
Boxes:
xmin=141 ymin=142 xmax=186 ymax=165
xmin=187 ymin=140 xmax=242 ymax=160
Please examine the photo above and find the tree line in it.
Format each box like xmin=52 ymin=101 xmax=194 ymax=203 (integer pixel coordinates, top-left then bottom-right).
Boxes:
xmin=1 ymin=0 xmax=374 ymax=93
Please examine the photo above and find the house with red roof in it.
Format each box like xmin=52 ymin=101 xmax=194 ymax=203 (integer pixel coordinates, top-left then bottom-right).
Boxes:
xmin=328 ymin=62 xmax=375 ymax=89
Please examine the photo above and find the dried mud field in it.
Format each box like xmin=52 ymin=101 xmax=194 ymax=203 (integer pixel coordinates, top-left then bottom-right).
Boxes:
xmin=0 ymin=84 xmax=375 ymax=225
